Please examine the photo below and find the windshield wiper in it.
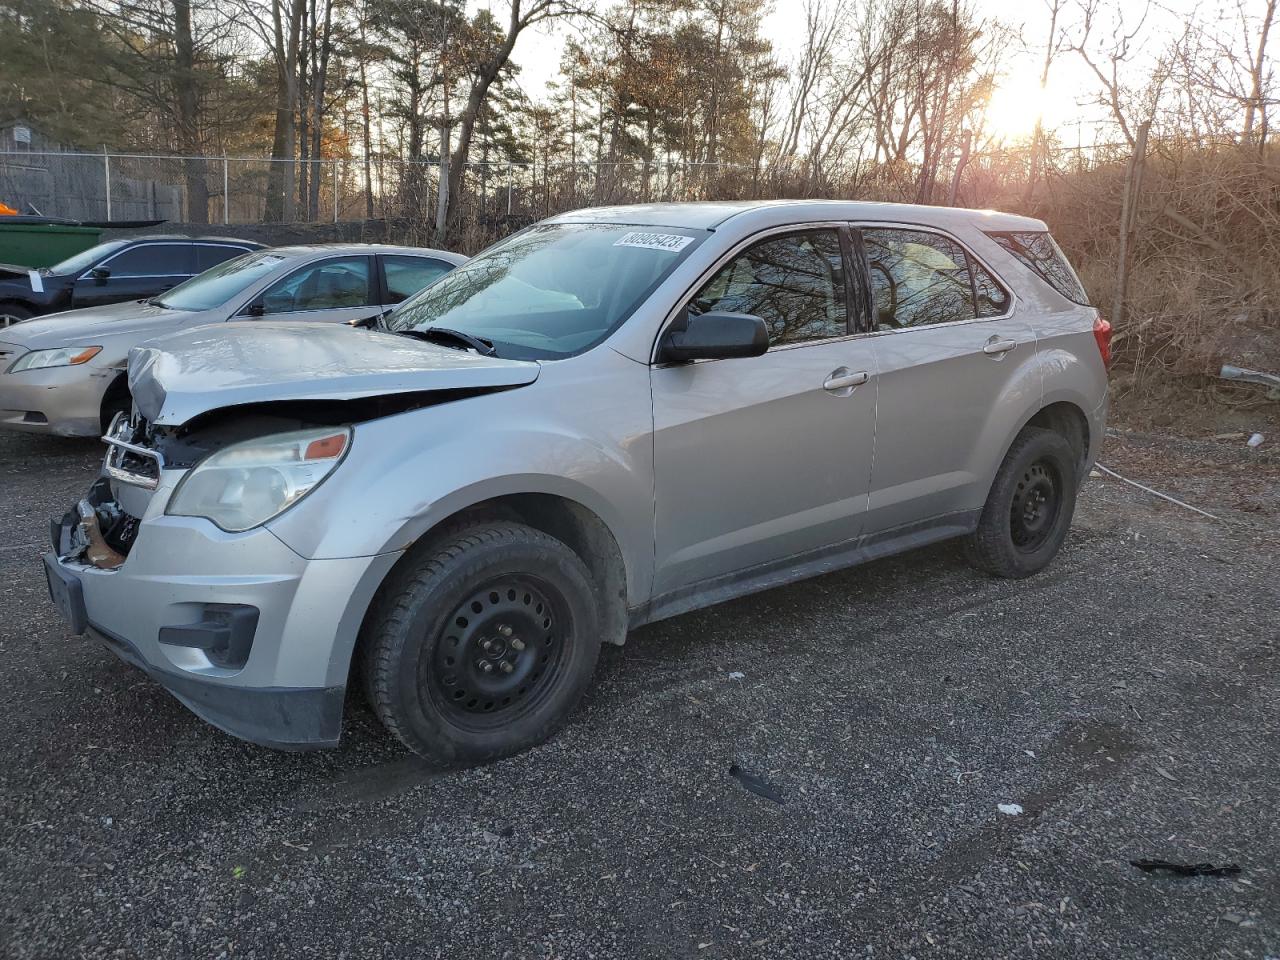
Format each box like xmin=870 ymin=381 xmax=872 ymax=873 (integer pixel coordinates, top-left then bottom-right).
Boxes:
xmin=145 ymin=298 xmax=171 ymax=309
xmin=396 ymin=327 xmax=497 ymax=357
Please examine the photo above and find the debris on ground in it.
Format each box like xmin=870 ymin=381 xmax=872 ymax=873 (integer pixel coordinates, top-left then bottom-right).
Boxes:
xmin=997 ymin=803 xmax=1024 ymax=816
xmin=1130 ymin=859 xmax=1242 ymax=877
xmin=1094 ymin=463 xmax=1227 ymax=523
xmin=728 ymin=764 xmax=785 ymax=804
xmin=727 ymin=671 xmax=745 ymax=680
xmin=1247 ymin=433 xmax=1265 ymax=448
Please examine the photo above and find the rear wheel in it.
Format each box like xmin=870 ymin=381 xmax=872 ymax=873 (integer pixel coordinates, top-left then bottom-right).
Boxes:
xmin=0 ymin=303 xmax=32 ymax=327
xmin=363 ymin=522 xmax=602 ymax=765
xmin=965 ymin=427 xmax=1078 ymax=579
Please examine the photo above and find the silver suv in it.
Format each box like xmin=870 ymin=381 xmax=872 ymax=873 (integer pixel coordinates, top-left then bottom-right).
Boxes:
xmin=43 ymin=201 xmax=1109 ymax=763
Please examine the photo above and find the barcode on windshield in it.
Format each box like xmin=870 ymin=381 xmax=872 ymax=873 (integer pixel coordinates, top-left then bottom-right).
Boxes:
xmin=612 ymin=232 xmax=694 ymax=253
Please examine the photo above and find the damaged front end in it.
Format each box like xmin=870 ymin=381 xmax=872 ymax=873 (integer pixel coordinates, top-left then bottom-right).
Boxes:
xmin=51 ymin=414 xmax=154 ymax=571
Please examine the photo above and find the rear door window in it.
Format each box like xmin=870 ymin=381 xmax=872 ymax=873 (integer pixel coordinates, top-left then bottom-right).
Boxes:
xmin=861 ymin=227 xmax=1012 ymax=328
xmin=691 ymin=229 xmax=849 ymax=345
xmin=862 ymin=228 xmax=974 ymax=328
xmin=986 ymin=231 xmax=1088 ymax=304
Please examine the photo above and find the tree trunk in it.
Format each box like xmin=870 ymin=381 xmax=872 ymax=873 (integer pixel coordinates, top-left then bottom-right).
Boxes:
xmin=307 ymin=0 xmax=333 ymax=217
xmin=265 ymin=0 xmax=304 ymax=223
xmin=172 ymin=0 xmax=208 ymax=223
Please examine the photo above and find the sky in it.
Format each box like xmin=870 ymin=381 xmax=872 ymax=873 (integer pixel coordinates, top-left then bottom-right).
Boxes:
xmin=468 ymin=0 xmax=1244 ymax=144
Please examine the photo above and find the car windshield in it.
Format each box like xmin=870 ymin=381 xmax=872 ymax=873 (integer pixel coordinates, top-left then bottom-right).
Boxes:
xmin=154 ymin=250 xmax=290 ymax=312
xmin=386 ymin=223 xmax=704 ymax=359
xmin=48 ymin=241 xmax=129 ymax=276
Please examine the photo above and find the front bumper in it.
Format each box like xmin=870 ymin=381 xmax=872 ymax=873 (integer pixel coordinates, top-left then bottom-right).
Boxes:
xmin=45 ymin=490 xmax=400 ymax=749
xmin=0 ymin=360 xmax=113 ymax=436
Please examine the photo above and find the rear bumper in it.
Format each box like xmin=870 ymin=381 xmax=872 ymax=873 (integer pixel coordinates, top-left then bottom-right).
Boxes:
xmin=0 ymin=361 xmax=112 ymax=436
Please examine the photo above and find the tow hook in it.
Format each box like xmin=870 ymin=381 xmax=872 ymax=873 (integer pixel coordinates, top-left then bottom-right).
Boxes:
xmin=77 ymin=500 xmax=125 ymax=570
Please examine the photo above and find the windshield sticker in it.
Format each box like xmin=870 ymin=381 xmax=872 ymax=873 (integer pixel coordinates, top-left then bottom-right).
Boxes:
xmin=28 ymin=270 xmax=43 ymax=293
xmin=613 ymin=232 xmax=693 ymax=253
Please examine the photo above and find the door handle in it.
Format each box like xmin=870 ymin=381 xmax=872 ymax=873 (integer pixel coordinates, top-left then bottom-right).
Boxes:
xmin=983 ymin=337 xmax=1018 ymax=356
xmin=823 ymin=369 xmax=870 ymax=392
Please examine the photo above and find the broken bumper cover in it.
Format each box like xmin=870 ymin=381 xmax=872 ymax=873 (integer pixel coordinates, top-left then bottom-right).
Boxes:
xmin=44 ymin=505 xmax=400 ymax=750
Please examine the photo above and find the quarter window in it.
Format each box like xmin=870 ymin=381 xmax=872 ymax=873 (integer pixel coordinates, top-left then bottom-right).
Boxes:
xmin=100 ymin=243 xmax=193 ymax=277
xmin=258 ymin=257 xmax=372 ymax=314
xmin=862 ymin=228 xmax=1010 ymax=328
xmin=382 ymin=255 xmax=452 ymax=304
xmin=691 ymin=229 xmax=848 ymax=345
xmin=987 ymin=230 xmax=1089 ymax=305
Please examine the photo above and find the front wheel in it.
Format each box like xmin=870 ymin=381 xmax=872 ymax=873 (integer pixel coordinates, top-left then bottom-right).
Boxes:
xmin=964 ymin=427 xmax=1078 ymax=579
xmin=0 ymin=303 xmax=32 ymax=327
xmin=362 ymin=522 xmax=602 ymax=765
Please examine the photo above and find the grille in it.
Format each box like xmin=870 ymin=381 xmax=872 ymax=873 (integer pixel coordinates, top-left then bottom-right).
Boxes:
xmin=102 ymin=412 xmax=163 ymax=489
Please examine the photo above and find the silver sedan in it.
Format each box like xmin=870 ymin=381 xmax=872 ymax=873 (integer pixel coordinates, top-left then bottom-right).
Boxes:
xmin=0 ymin=243 xmax=465 ymax=436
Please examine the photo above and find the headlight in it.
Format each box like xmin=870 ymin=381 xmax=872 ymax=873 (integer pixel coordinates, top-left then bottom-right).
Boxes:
xmin=167 ymin=427 xmax=351 ymax=532
xmin=9 ymin=345 xmax=102 ymax=372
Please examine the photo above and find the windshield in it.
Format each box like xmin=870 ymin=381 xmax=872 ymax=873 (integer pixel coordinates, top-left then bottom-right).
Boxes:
xmin=48 ymin=241 xmax=129 ymax=276
xmin=154 ymin=250 xmax=290 ymax=312
xmin=386 ymin=223 xmax=704 ymax=359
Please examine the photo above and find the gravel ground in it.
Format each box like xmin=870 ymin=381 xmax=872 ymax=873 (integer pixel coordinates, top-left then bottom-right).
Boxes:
xmin=1 ymin=428 xmax=1277 ymax=959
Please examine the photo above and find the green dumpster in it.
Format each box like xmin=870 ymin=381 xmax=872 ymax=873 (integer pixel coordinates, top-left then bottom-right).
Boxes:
xmin=0 ymin=220 xmax=103 ymax=268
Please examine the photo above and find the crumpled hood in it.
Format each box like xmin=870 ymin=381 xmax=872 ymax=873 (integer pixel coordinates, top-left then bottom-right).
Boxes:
xmin=2 ymin=299 xmax=181 ymax=348
xmin=129 ymin=320 xmax=541 ymax=425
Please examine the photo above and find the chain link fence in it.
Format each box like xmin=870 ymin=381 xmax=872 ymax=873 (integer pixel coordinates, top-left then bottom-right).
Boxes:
xmin=0 ymin=142 xmax=1121 ymax=234
xmin=0 ymin=150 xmax=740 ymax=227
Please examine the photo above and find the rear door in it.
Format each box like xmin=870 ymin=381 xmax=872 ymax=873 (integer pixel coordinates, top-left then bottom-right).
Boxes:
xmin=857 ymin=223 xmax=1038 ymax=535
xmin=72 ymin=242 xmax=194 ymax=308
xmin=650 ymin=226 xmax=878 ymax=598
xmin=240 ymin=255 xmax=376 ymax=324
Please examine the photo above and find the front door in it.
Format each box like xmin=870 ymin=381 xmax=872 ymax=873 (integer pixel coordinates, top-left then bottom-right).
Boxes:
xmin=72 ymin=242 xmax=194 ymax=308
xmin=858 ymin=225 xmax=1039 ymax=534
xmin=651 ymin=227 xmax=878 ymax=599
xmin=242 ymin=255 xmax=376 ymax=325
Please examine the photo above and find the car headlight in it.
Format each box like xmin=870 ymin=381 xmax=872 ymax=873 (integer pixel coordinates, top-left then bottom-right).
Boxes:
xmin=8 ymin=345 xmax=102 ymax=372
xmin=167 ymin=427 xmax=351 ymax=532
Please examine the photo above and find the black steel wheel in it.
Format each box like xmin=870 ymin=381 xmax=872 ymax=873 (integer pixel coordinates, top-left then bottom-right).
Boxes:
xmin=426 ymin=575 xmax=568 ymax=729
xmin=363 ymin=522 xmax=602 ymax=765
xmin=1008 ymin=459 xmax=1062 ymax=552
xmin=965 ymin=426 xmax=1078 ymax=579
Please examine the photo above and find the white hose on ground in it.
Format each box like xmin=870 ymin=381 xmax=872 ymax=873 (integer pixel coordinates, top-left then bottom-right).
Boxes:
xmin=1093 ymin=462 xmax=1228 ymax=523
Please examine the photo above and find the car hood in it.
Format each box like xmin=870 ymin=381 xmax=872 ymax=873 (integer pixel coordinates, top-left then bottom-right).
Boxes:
xmin=129 ymin=321 xmax=541 ymax=426
xmin=2 ymin=299 xmax=191 ymax=348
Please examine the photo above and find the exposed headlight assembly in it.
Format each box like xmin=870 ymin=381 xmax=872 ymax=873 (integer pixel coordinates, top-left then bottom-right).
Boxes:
xmin=167 ymin=427 xmax=351 ymax=532
xmin=9 ymin=345 xmax=102 ymax=372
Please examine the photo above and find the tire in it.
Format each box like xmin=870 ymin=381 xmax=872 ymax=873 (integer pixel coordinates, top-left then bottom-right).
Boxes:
xmin=362 ymin=522 xmax=602 ymax=764
xmin=964 ymin=427 xmax=1078 ymax=579
xmin=0 ymin=303 xmax=33 ymax=327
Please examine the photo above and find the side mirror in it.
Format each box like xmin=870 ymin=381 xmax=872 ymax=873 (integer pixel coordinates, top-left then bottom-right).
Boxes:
xmin=658 ymin=310 xmax=769 ymax=364
xmin=347 ymin=313 xmax=380 ymax=329
xmin=90 ymin=266 xmax=110 ymax=282
xmin=243 ymin=301 xmax=265 ymax=318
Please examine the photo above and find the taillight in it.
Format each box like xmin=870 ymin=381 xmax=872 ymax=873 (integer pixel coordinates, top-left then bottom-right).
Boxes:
xmin=1093 ymin=314 xmax=1112 ymax=371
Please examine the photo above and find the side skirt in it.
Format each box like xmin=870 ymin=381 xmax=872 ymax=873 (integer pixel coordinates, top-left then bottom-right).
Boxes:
xmin=628 ymin=509 xmax=980 ymax=630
